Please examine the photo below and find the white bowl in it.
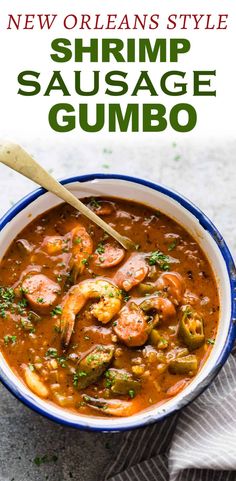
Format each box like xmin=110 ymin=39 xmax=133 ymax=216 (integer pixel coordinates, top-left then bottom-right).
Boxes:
xmin=0 ymin=174 xmax=235 ymax=432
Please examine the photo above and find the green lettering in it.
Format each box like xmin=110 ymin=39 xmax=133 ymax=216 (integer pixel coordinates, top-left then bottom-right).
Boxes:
xmin=102 ymin=39 xmax=125 ymax=62
xmin=105 ymin=71 xmax=128 ymax=96
xmin=109 ymin=104 xmax=138 ymax=132
xmin=51 ymin=38 xmax=72 ymax=62
xmin=132 ymin=71 xmax=158 ymax=96
xmin=75 ymin=71 xmax=99 ymax=96
xmin=143 ymin=104 xmax=167 ymax=131
xmin=170 ymin=103 xmax=197 ymax=132
xmin=161 ymin=71 xmax=187 ymax=96
xmin=49 ymin=103 xmax=75 ymax=132
xmin=17 ymin=71 xmax=40 ymax=96
xmin=170 ymin=39 xmax=191 ymax=62
xmin=193 ymin=71 xmax=216 ymax=96
xmin=74 ymin=38 xmax=98 ymax=62
xmin=79 ymin=104 xmax=104 ymax=132
xmin=139 ymin=39 xmax=166 ymax=62
xmin=44 ymin=71 xmax=70 ymax=96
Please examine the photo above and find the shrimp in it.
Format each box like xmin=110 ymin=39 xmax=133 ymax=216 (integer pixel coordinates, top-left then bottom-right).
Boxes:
xmin=61 ymin=279 xmax=122 ymax=348
xmin=89 ymin=200 xmax=114 ymax=216
xmin=41 ymin=225 xmax=93 ymax=282
xmin=70 ymin=225 xmax=93 ymax=282
xmin=182 ymin=289 xmax=199 ymax=306
xmin=23 ymin=364 xmax=49 ymax=399
xmin=82 ymin=395 xmax=138 ymax=417
xmin=114 ymin=302 xmax=149 ymax=347
xmin=140 ymin=297 xmax=176 ymax=325
xmin=155 ymin=272 xmax=185 ymax=305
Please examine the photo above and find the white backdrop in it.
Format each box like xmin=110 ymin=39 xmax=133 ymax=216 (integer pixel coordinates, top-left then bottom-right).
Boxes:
xmin=0 ymin=0 xmax=235 ymax=142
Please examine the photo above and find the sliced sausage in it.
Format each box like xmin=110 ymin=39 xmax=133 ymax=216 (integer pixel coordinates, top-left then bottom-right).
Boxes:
xmin=113 ymin=253 xmax=148 ymax=291
xmin=156 ymin=272 xmax=185 ymax=305
xmin=94 ymin=242 xmax=125 ymax=268
xmin=113 ymin=302 xmax=148 ymax=347
xmin=22 ymin=274 xmax=60 ymax=313
xmin=91 ymin=201 xmax=114 ymax=216
xmin=42 ymin=236 xmax=63 ymax=255
xmin=166 ymin=379 xmax=189 ymax=397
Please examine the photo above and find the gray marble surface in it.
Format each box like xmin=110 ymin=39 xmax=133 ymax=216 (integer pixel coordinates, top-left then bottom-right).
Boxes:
xmin=0 ymin=137 xmax=235 ymax=481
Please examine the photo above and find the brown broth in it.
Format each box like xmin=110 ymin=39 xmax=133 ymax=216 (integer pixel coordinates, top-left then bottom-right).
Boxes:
xmin=0 ymin=197 xmax=219 ymax=417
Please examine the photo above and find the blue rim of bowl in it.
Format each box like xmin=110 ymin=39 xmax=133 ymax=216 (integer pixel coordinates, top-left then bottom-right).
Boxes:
xmin=0 ymin=173 xmax=236 ymax=432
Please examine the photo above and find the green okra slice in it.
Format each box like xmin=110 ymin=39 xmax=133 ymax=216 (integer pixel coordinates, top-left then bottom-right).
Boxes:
xmin=178 ymin=305 xmax=205 ymax=350
xmin=169 ymin=354 xmax=198 ymax=375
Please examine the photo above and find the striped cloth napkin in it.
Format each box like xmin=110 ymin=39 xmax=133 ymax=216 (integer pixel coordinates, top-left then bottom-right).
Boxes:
xmin=105 ymin=351 xmax=236 ymax=481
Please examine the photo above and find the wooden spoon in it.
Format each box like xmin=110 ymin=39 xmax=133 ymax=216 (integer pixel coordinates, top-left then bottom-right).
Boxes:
xmin=0 ymin=142 xmax=136 ymax=250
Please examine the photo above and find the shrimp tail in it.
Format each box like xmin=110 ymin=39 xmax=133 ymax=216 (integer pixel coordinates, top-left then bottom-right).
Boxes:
xmin=82 ymin=395 xmax=136 ymax=417
xmin=60 ymin=280 xmax=121 ymax=348
xmin=60 ymin=285 xmax=86 ymax=348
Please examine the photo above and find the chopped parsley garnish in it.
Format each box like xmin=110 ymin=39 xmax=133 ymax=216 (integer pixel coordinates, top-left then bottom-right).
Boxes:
xmin=90 ymin=197 xmax=100 ymax=208
xmin=17 ymin=298 xmax=28 ymax=315
xmin=121 ymin=290 xmax=131 ymax=302
xmin=73 ymin=371 xmax=86 ymax=387
xmin=0 ymin=287 xmax=15 ymax=318
xmin=105 ymin=379 xmax=112 ymax=388
xmin=18 ymin=298 xmax=28 ymax=308
xmin=86 ymin=353 xmax=100 ymax=364
xmin=37 ymin=297 xmax=45 ymax=304
xmin=206 ymin=338 xmax=215 ymax=345
xmin=45 ymin=347 xmax=67 ymax=366
xmin=45 ymin=347 xmax=58 ymax=358
xmin=0 ymin=287 xmax=14 ymax=304
xmin=51 ymin=305 xmax=62 ymax=317
xmin=74 ymin=237 xmax=82 ymax=245
xmin=128 ymin=389 xmax=135 ymax=399
xmin=81 ymin=256 xmax=91 ymax=267
xmin=4 ymin=335 xmax=17 ymax=345
xmin=57 ymin=356 xmax=67 ymax=368
xmin=149 ymin=251 xmax=170 ymax=271
xmin=34 ymin=455 xmax=58 ymax=466
xmin=20 ymin=286 xmax=28 ymax=295
xmin=20 ymin=318 xmax=35 ymax=332
xmin=96 ymin=242 xmax=105 ymax=255
xmin=104 ymin=371 xmax=113 ymax=388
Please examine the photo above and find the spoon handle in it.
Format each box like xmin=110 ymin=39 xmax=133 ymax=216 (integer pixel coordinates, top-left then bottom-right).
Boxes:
xmin=0 ymin=142 xmax=135 ymax=250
